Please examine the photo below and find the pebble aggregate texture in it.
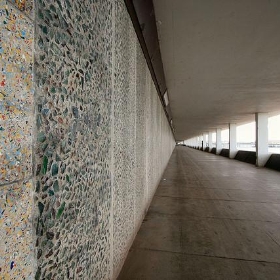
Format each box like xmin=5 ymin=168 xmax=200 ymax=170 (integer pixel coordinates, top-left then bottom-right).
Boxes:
xmin=1 ymin=0 xmax=175 ymax=279
xmin=0 ymin=0 xmax=35 ymax=279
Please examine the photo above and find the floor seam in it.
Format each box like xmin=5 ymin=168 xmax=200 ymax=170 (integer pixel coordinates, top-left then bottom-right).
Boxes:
xmin=154 ymin=195 xmax=280 ymax=204
xmin=130 ymin=247 xmax=280 ymax=265
xmin=157 ymin=186 xmax=280 ymax=192
xmin=146 ymin=212 xmax=280 ymax=223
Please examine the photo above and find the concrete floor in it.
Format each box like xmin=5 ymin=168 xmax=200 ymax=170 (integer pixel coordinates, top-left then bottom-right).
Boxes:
xmin=118 ymin=147 xmax=280 ymax=280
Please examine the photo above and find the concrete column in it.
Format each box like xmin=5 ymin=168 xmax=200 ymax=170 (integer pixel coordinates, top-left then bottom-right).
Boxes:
xmin=203 ymin=133 xmax=207 ymax=150
xmin=199 ymin=135 xmax=203 ymax=149
xmin=208 ymin=132 xmax=213 ymax=150
xmin=216 ymin=129 xmax=222 ymax=154
xmin=196 ymin=137 xmax=200 ymax=148
xmin=229 ymin=123 xmax=238 ymax=159
xmin=191 ymin=138 xmax=195 ymax=147
xmin=255 ymin=113 xmax=269 ymax=167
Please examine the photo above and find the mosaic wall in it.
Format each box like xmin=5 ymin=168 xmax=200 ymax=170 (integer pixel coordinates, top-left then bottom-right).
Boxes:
xmin=113 ymin=1 xmax=136 ymax=275
xmin=135 ymin=43 xmax=147 ymax=227
xmin=34 ymin=0 xmax=113 ymax=279
xmin=8 ymin=0 xmax=33 ymax=18
xmin=0 ymin=0 xmax=35 ymax=279
xmin=0 ymin=0 xmax=33 ymax=184
xmin=1 ymin=0 xmax=174 ymax=279
xmin=112 ymin=2 xmax=174 ymax=277
xmin=0 ymin=181 xmax=34 ymax=279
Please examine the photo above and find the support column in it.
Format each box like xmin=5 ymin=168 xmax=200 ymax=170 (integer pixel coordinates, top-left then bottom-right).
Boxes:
xmin=208 ymin=132 xmax=213 ymax=151
xmin=255 ymin=113 xmax=269 ymax=167
xmin=229 ymin=123 xmax=237 ymax=159
xmin=216 ymin=129 xmax=222 ymax=155
xmin=199 ymin=135 xmax=203 ymax=149
xmin=203 ymin=133 xmax=207 ymax=150
xmin=191 ymin=138 xmax=195 ymax=147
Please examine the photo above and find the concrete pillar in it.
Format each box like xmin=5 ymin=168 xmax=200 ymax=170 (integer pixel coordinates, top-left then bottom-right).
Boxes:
xmin=203 ymin=133 xmax=207 ymax=150
xmin=199 ymin=135 xmax=203 ymax=149
xmin=196 ymin=137 xmax=200 ymax=148
xmin=229 ymin=123 xmax=238 ymax=159
xmin=191 ymin=138 xmax=195 ymax=147
xmin=216 ymin=129 xmax=222 ymax=154
xmin=208 ymin=132 xmax=213 ymax=150
xmin=255 ymin=113 xmax=269 ymax=167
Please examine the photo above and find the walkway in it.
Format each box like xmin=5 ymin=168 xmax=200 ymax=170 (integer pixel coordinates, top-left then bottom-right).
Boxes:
xmin=118 ymin=147 xmax=280 ymax=280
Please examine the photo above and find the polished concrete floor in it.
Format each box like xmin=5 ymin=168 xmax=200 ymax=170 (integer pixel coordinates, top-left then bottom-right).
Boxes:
xmin=118 ymin=147 xmax=280 ymax=280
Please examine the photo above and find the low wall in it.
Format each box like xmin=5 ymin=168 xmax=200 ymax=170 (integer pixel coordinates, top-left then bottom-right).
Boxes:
xmin=234 ymin=150 xmax=256 ymax=165
xmin=219 ymin=149 xmax=229 ymax=157
xmin=265 ymin=154 xmax=280 ymax=172
xmin=211 ymin=148 xmax=217 ymax=154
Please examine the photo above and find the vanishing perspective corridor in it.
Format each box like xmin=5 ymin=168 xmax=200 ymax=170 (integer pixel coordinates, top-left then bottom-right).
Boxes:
xmin=2 ymin=1 xmax=280 ymax=278
xmin=119 ymin=147 xmax=280 ymax=280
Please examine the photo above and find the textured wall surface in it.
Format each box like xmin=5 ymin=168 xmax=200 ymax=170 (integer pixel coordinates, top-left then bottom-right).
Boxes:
xmin=113 ymin=1 xmax=136 ymax=274
xmin=112 ymin=4 xmax=174 ymax=277
xmin=34 ymin=1 xmax=113 ymax=279
xmin=0 ymin=0 xmax=35 ymax=279
xmin=1 ymin=0 xmax=174 ymax=279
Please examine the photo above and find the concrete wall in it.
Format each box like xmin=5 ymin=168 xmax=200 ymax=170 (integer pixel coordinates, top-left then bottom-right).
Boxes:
xmin=1 ymin=0 xmax=174 ymax=279
xmin=0 ymin=1 xmax=35 ymax=279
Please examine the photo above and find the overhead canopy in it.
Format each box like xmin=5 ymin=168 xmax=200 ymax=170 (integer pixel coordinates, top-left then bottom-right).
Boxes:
xmin=153 ymin=0 xmax=280 ymax=140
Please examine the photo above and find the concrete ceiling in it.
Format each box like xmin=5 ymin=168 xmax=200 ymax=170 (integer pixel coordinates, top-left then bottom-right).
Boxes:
xmin=153 ymin=0 xmax=280 ymax=140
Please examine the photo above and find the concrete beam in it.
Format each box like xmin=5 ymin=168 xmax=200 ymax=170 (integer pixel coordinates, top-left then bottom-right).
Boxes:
xmin=229 ymin=123 xmax=238 ymax=159
xmin=255 ymin=113 xmax=269 ymax=167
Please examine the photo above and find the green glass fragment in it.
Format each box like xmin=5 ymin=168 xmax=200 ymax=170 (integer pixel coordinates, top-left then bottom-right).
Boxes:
xmin=52 ymin=163 xmax=59 ymax=176
xmin=42 ymin=156 xmax=48 ymax=174
xmin=38 ymin=131 xmax=46 ymax=142
xmin=38 ymin=202 xmax=44 ymax=216
xmin=36 ymin=181 xmax=41 ymax=193
xmin=66 ymin=174 xmax=70 ymax=183
xmin=56 ymin=202 xmax=66 ymax=219
xmin=42 ymin=26 xmax=48 ymax=34
xmin=35 ymin=268 xmax=41 ymax=280
xmin=53 ymin=181 xmax=59 ymax=192
xmin=48 ymin=190 xmax=54 ymax=196
xmin=37 ymin=115 xmax=42 ymax=128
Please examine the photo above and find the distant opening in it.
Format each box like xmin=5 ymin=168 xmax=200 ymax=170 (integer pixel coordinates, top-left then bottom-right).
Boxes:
xmin=268 ymin=114 xmax=280 ymax=154
xmin=221 ymin=129 xmax=229 ymax=149
xmin=212 ymin=132 xmax=216 ymax=147
xmin=237 ymin=122 xmax=255 ymax=151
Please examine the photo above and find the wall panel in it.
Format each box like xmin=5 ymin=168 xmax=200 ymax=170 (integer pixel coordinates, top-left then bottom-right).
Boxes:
xmin=1 ymin=0 xmax=175 ymax=279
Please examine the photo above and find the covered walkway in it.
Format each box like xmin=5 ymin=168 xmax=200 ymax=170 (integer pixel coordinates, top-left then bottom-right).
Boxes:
xmin=119 ymin=147 xmax=280 ymax=279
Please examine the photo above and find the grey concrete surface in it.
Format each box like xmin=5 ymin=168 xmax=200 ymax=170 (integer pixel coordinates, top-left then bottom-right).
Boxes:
xmin=153 ymin=0 xmax=280 ymax=140
xmin=118 ymin=147 xmax=280 ymax=280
